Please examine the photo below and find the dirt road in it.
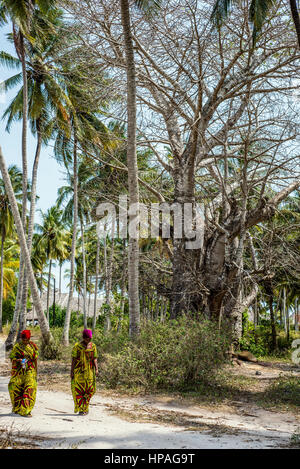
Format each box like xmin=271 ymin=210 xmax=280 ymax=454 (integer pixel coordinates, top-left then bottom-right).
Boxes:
xmin=0 ymin=373 xmax=299 ymax=449
xmin=1 ymin=333 xmax=299 ymax=449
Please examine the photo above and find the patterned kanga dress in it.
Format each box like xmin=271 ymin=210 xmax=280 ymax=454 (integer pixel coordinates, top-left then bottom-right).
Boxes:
xmin=8 ymin=341 xmax=39 ymax=416
xmin=71 ymin=342 xmax=98 ymax=413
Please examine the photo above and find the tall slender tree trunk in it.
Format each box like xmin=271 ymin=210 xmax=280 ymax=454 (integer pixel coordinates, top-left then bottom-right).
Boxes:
xmin=5 ymin=257 xmax=24 ymax=350
xmin=0 ymin=226 xmax=5 ymax=333
xmin=103 ymin=236 xmax=111 ymax=332
xmin=295 ymin=298 xmax=299 ymax=332
xmin=285 ymin=288 xmax=290 ymax=342
xmin=117 ymin=240 xmax=127 ymax=332
xmin=17 ymin=129 xmax=42 ymax=339
xmin=269 ymin=294 xmax=277 ymax=351
xmin=62 ymin=135 xmax=78 ymax=345
xmin=18 ymin=33 xmax=29 ymax=329
xmin=46 ymin=259 xmax=52 ymax=322
xmin=11 ymin=28 xmax=29 ymax=339
xmin=0 ymin=147 xmax=52 ymax=345
xmin=59 ymin=262 xmax=62 ymax=297
xmin=283 ymin=287 xmax=287 ymax=334
xmin=289 ymin=0 xmax=300 ymax=48
xmin=92 ymin=238 xmax=100 ymax=331
xmin=80 ymin=219 xmax=87 ymax=329
xmin=120 ymin=0 xmax=140 ymax=338
xmin=88 ymin=289 xmax=91 ymax=323
xmin=40 ymin=270 xmax=43 ymax=297
xmin=107 ymin=229 xmax=115 ymax=329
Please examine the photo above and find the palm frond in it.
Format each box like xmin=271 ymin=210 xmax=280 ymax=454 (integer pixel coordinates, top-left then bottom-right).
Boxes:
xmin=249 ymin=0 xmax=277 ymax=44
xmin=210 ymin=0 xmax=234 ymax=27
xmin=0 ymin=50 xmax=20 ymax=69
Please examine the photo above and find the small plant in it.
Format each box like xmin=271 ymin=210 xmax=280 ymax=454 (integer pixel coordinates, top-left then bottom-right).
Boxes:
xmin=290 ymin=428 xmax=300 ymax=447
xmin=40 ymin=338 xmax=62 ymax=360
xmin=264 ymin=375 xmax=300 ymax=408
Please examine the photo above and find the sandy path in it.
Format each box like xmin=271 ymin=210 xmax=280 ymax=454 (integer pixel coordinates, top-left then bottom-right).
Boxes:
xmin=1 ymin=336 xmax=299 ymax=449
xmin=0 ymin=374 xmax=298 ymax=449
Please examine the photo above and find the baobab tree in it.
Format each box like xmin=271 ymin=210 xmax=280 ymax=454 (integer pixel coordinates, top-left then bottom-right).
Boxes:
xmin=66 ymin=0 xmax=300 ymax=339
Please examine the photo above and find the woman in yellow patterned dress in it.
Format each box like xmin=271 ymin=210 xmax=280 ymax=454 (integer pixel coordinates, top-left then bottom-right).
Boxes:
xmin=8 ymin=330 xmax=39 ymax=417
xmin=71 ymin=329 xmax=98 ymax=415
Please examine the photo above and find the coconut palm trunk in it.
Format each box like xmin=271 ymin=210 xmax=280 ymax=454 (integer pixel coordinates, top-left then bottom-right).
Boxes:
xmin=10 ymin=28 xmax=29 ymax=336
xmin=5 ymin=257 xmax=24 ymax=350
xmin=92 ymin=237 xmax=100 ymax=331
xmin=295 ymin=298 xmax=299 ymax=332
xmin=120 ymin=0 xmax=140 ymax=338
xmin=289 ymin=0 xmax=300 ymax=48
xmin=46 ymin=259 xmax=52 ymax=322
xmin=117 ymin=240 xmax=127 ymax=332
xmin=268 ymin=293 xmax=277 ymax=351
xmin=19 ymin=32 xmax=29 ymax=323
xmin=0 ymin=146 xmax=53 ymax=345
xmin=17 ymin=129 xmax=43 ymax=338
xmin=0 ymin=224 xmax=5 ymax=333
xmin=103 ymin=236 xmax=111 ymax=332
xmin=62 ymin=135 xmax=78 ymax=345
xmin=59 ymin=262 xmax=62 ymax=297
xmin=80 ymin=218 xmax=87 ymax=329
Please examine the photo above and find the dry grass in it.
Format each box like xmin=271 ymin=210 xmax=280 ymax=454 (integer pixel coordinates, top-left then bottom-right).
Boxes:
xmin=104 ymin=402 xmax=241 ymax=437
xmin=0 ymin=423 xmax=46 ymax=449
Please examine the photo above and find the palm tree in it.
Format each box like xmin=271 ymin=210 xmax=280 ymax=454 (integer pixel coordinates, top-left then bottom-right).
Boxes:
xmin=0 ymin=146 xmax=53 ymax=346
xmin=54 ymin=67 xmax=110 ymax=344
xmin=0 ymin=165 xmax=22 ymax=333
xmin=34 ymin=205 xmax=69 ymax=320
xmin=211 ymin=0 xmax=300 ymax=47
xmin=0 ymin=0 xmax=58 ymax=336
xmin=1 ymin=240 xmax=19 ymax=301
xmin=120 ymin=0 xmax=140 ymax=338
xmin=58 ymin=159 xmax=100 ymax=332
xmin=31 ymin=232 xmax=47 ymax=296
xmin=120 ymin=0 xmax=161 ymax=337
xmin=1 ymin=7 xmax=73 ymax=324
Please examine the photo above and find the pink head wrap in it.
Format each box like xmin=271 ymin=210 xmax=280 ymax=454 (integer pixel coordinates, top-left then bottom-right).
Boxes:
xmin=82 ymin=329 xmax=92 ymax=339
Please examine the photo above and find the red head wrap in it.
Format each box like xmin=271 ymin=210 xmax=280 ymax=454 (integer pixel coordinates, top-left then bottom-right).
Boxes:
xmin=21 ymin=330 xmax=31 ymax=340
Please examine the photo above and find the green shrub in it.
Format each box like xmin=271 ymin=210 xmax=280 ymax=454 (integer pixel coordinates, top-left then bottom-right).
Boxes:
xmin=239 ymin=321 xmax=270 ymax=356
xmin=240 ymin=315 xmax=300 ymax=357
xmin=47 ymin=306 xmax=80 ymax=328
xmin=99 ymin=317 xmax=230 ymax=391
xmin=265 ymin=375 xmax=300 ymax=407
xmin=40 ymin=337 xmax=63 ymax=360
xmin=2 ymin=297 xmax=15 ymax=324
